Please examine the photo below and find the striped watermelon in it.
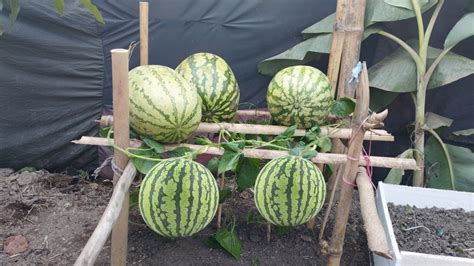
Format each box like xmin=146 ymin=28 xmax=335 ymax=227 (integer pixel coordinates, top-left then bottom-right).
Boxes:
xmin=176 ymin=53 xmax=240 ymax=122
xmin=254 ymin=156 xmax=326 ymax=226
xmin=139 ymin=158 xmax=219 ymax=238
xmin=129 ymin=65 xmax=202 ymax=143
xmin=267 ymin=66 xmax=333 ymax=128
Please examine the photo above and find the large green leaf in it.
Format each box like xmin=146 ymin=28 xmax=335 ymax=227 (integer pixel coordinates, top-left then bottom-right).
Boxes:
xmin=236 ymin=158 xmax=260 ymax=192
xmin=213 ymin=228 xmax=241 ymax=260
xmin=369 ymin=88 xmax=400 ymax=111
xmin=258 ymin=25 xmax=381 ymax=76
xmin=53 ymin=0 xmax=65 ymax=15
xmin=424 ymin=112 xmax=452 ymax=130
xmin=302 ymin=13 xmax=335 ymax=39
xmin=444 ymin=13 xmax=474 ymax=48
xmin=425 ymin=137 xmax=474 ymax=192
xmin=452 ymin=129 xmax=474 ymax=137
xmin=80 ymin=0 xmax=104 ymax=24
xmin=384 ymin=0 xmax=430 ymax=10
xmin=9 ymin=0 xmax=20 ymax=25
xmin=369 ymin=43 xmax=474 ymax=93
xmin=366 ymin=0 xmax=437 ymax=25
xmin=384 ymin=149 xmax=414 ymax=184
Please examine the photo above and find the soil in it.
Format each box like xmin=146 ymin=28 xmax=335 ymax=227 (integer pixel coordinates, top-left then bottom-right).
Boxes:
xmin=388 ymin=203 xmax=474 ymax=258
xmin=1 ymin=168 xmax=370 ymax=265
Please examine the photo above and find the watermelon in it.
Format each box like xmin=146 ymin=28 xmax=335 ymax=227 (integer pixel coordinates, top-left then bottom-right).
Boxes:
xmin=267 ymin=66 xmax=333 ymax=128
xmin=129 ymin=65 xmax=201 ymax=143
xmin=254 ymin=156 xmax=326 ymax=226
xmin=176 ymin=53 xmax=240 ymax=122
xmin=139 ymin=158 xmax=219 ymax=238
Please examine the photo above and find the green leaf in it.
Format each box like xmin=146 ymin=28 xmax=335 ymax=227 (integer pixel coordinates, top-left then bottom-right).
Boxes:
xmin=219 ymin=188 xmax=232 ymax=204
xmin=331 ymin=97 xmax=356 ymax=117
xmin=221 ymin=142 xmax=243 ymax=153
xmin=384 ymin=0 xmax=430 ymax=10
xmin=129 ymin=187 xmax=139 ymax=210
xmin=236 ymin=158 xmax=261 ymax=192
xmin=274 ymin=226 xmax=290 ymax=236
xmin=425 ymin=137 xmax=474 ymax=192
xmin=130 ymin=148 xmax=160 ymax=175
xmin=9 ymin=0 xmax=20 ymax=25
xmin=203 ymin=236 xmax=222 ymax=249
xmin=0 ymin=1 xmax=3 ymax=11
xmin=206 ymin=157 xmax=220 ymax=173
xmin=365 ymin=0 xmax=437 ymax=25
xmin=384 ymin=149 xmax=414 ymax=184
xmin=303 ymin=126 xmax=321 ymax=142
xmin=369 ymin=88 xmax=400 ymax=112
xmin=218 ymin=150 xmax=243 ymax=174
xmin=53 ymin=0 xmax=65 ymax=15
xmin=168 ymin=147 xmax=193 ymax=158
xmin=80 ymin=0 xmax=104 ymax=24
xmin=301 ymin=13 xmax=335 ymax=38
xmin=275 ymin=125 xmax=297 ymax=140
xmin=194 ymin=136 xmax=213 ymax=145
xmin=323 ymin=164 xmax=333 ymax=181
xmin=452 ymin=129 xmax=474 ymax=137
xmin=289 ymin=142 xmax=306 ymax=156
xmin=424 ymin=112 xmax=453 ymax=130
xmin=316 ymin=137 xmax=332 ymax=152
xmin=99 ymin=127 xmax=111 ymax=138
xmin=369 ymin=42 xmax=474 ymax=93
xmin=140 ymin=137 xmax=165 ymax=154
xmin=0 ymin=23 xmax=3 ymax=36
xmin=258 ymin=25 xmax=381 ymax=76
xmin=214 ymin=228 xmax=241 ymax=260
xmin=444 ymin=13 xmax=474 ymax=48
xmin=301 ymin=150 xmax=318 ymax=160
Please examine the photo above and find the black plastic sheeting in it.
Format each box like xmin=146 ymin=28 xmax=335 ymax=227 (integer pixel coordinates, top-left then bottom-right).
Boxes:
xmin=0 ymin=0 xmax=472 ymax=172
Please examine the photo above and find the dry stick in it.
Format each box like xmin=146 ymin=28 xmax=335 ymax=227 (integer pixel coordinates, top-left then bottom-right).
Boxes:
xmin=356 ymin=167 xmax=393 ymax=259
xmin=327 ymin=62 xmax=369 ymax=266
xmin=216 ymin=173 xmax=225 ymax=229
xmin=75 ymin=162 xmax=137 ymax=266
xmin=110 ymin=49 xmax=130 ymax=266
xmin=72 ymin=137 xmax=418 ymax=170
xmin=139 ymin=2 xmax=149 ymax=66
xmin=266 ymin=223 xmax=272 ymax=243
xmin=96 ymin=116 xmax=394 ymax=142
xmin=327 ymin=0 xmax=348 ymax=97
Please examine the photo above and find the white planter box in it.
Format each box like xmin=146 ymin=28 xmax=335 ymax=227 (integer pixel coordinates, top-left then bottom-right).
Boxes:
xmin=374 ymin=182 xmax=474 ymax=266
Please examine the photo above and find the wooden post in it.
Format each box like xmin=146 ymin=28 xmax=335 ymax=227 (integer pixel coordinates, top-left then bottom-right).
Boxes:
xmin=327 ymin=0 xmax=348 ymax=97
xmin=327 ymin=63 xmax=369 ymax=266
xmin=110 ymin=48 xmax=130 ymax=266
xmin=140 ymin=1 xmax=149 ymax=66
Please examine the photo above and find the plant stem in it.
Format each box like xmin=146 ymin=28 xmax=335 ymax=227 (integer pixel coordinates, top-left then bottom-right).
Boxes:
xmin=423 ymin=0 xmax=445 ymax=64
xmin=411 ymin=0 xmax=425 ymax=59
xmin=426 ymin=128 xmax=455 ymax=190
xmin=413 ymin=75 xmax=427 ymax=187
xmin=378 ymin=31 xmax=424 ymax=72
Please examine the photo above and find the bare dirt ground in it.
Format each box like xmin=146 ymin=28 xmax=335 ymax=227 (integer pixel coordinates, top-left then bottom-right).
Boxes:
xmin=0 ymin=168 xmax=369 ymax=265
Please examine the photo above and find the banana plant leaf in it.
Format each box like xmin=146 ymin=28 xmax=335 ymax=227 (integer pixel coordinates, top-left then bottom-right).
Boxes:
xmin=383 ymin=0 xmax=432 ymax=11
xmin=258 ymin=25 xmax=381 ymax=76
xmin=444 ymin=13 xmax=474 ymax=48
xmin=384 ymin=149 xmax=415 ymax=185
xmin=366 ymin=0 xmax=437 ymax=25
xmin=425 ymin=136 xmax=474 ymax=192
xmin=369 ymin=42 xmax=474 ymax=93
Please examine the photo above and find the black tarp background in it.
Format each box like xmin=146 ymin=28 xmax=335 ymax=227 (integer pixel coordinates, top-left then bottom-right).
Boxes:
xmin=0 ymin=0 xmax=472 ymax=175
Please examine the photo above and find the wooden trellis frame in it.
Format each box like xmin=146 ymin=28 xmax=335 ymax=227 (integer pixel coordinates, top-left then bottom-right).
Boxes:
xmin=73 ymin=2 xmax=407 ymax=265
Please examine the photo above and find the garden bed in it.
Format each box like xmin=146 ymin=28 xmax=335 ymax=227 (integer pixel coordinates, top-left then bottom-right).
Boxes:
xmin=0 ymin=168 xmax=369 ymax=265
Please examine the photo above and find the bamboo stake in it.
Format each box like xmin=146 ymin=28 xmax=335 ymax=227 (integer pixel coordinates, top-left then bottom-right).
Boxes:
xmin=96 ymin=116 xmax=394 ymax=142
xmin=355 ymin=167 xmax=393 ymax=259
xmin=327 ymin=0 xmax=348 ymax=97
xmin=217 ymin=173 xmax=225 ymax=228
xmin=110 ymin=48 xmax=130 ymax=266
xmin=139 ymin=2 xmax=149 ymax=66
xmin=75 ymin=162 xmax=137 ymax=266
xmin=72 ymin=137 xmax=419 ymax=170
xmin=327 ymin=63 xmax=369 ymax=266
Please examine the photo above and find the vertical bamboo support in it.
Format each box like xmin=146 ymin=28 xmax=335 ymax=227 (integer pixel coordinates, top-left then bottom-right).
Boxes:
xmin=327 ymin=0 xmax=348 ymax=97
xmin=217 ymin=173 xmax=225 ymax=228
xmin=139 ymin=1 xmax=149 ymax=66
xmin=326 ymin=0 xmax=367 ymax=200
xmin=327 ymin=63 xmax=369 ymax=266
xmin=110 ymin=49 xmax=130 ymax=266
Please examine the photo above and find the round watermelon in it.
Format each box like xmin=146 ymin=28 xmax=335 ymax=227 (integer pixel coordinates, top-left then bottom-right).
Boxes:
xmin=176 ymin=53 xmax=240 ymax=122
xmin=139 ymin=158 xmax=219 ymax=238
xmin=254 ymin=156 xmax=326 ymax=227
xmin=129 ymin=65 xmax=201 ymax=143
xmin=267 ymin=66 xmax=333 ymax=128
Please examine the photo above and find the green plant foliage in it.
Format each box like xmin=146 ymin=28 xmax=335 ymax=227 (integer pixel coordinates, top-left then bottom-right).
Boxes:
xmin=53 ymin=0 xmax=65 ymax=15
xmin=331 ymin=97 xmax=356 ymax=117
xmin=218 ymin=149 xmax=243 ymax=174
xmin=384 ymin=149 xmax=414 ymax=184
xmin=80 ymin=0 xmax=104 ymax=24
xmin=423 ymin=112 xmax=453 ymax=130
xmin=205 ymin=228 xmax=241 ymax=260
xmin=129 ymin=187 xmax=140 ymax=210
xmin=444 ymin=13 xmax=474 ymax=48
xmin=140 ymin=136 xmax=165 ymax=154
xmin=236 ymin=158 xmax=260 ymax=192
xmin=206 ymin=157 xmax=220 ymax=173
xmin=425 ymin=137 xmax=474 ymax=192
xmin=384 ymin=0 xmax=431 ymax=11
xmin=452 ymin=129 xmax=474 ymax=137
xmin=365 ymin=0 xmax=437 ymax=25
xmin=167 ymin=147 xmax=194 ymax=158
xmin=129 ymin=147 xmax=160 ymax=175
xmin=369 ymin=42 xmax=474 ymax=93
xmin=219 ymin=188 xmax=232 ymax=203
